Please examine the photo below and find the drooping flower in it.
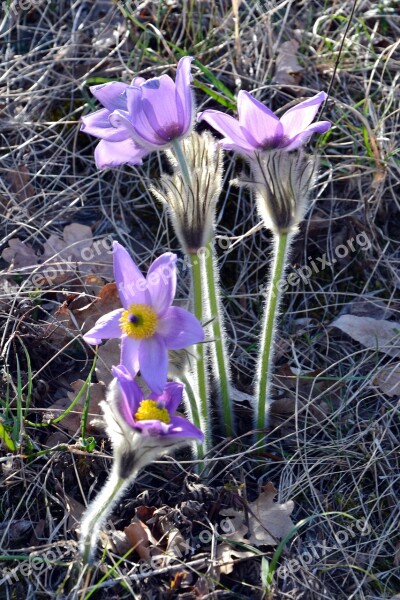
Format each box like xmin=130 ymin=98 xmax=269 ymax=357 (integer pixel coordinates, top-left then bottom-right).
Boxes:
xmin=151 ymin=131 xmax=223 ymax=254
xmin=197 ymin=90 xmax=331 ymax=155
xmin=81 ymin=56 xmax=194 ymax=169
xmin=83 ymin=241 xmax=204 ymax=394
xmin=79 ymin=365 xmax=203 ymax=564
xmin=111 ymin=365 xmax=203 ymax=446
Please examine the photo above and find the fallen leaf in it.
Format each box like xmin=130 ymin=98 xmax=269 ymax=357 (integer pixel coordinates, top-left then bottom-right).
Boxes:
xmin=7 ymin=164 xmax=35 ymax=202
xmin=221 ymin=482 xmax=294 ymax=548
xmin=96 ymin=339 xmax=120 ymax=385
xmin=73 ymin=282 xmax=121 ymax=333
xmin=1 ymin=238 xmax=38 ymax=269
xmin=373 ymin=363 xmax=400 ymax=397
xmin=331 ymin=315 xmax=400 ymax=358
xmin=273 ymin=40 xmax=303 ymax=86
xmin=215 ymin=542 xmax=256 ymax=575
xmin=43 ymin=380 xmax=105 ymax=434
xmin=124 ymin=517 xmax=159 ymax=563
xmin=65 ymin=494 xmax=86 ymax=530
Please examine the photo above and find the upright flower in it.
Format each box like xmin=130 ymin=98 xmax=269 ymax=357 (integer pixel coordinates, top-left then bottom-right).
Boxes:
xmin=81 ymin=56 xmax=194 ymax=169
xmin=198 ymin=90 xmax=330 ymax=155
xmin=80 ymin=365 xmax=203 ymax=564
xmin=151 ymin=131 xmax=223 ymax=254
xmin=83 ymin=242 xmax=204 ymax=394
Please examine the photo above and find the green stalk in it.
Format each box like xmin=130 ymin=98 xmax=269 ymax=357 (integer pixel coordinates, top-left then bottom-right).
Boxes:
xmin=190 ymin=252 xmax=210 ymax=449
xmin=179 ymin=373 xmax=204 ymax=462
xmin=171 ymin=139 xmax=191 ymax=188
xmin=81 ymin=472 xmax=127 ymax=564
xmin=256 ymin=233 xmax=290 ymax=439
xmin=204 ymin=240 xmax=234 ymax=436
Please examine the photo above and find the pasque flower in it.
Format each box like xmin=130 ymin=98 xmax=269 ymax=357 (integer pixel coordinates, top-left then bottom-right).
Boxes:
xmin=81 ymin=56 xmax=194 ymax=169
xmin=83 ymin=241 xmax=204 ymax=394
xmin=198 ymin=90 xmax=330 ymax=155
xmin=79 ymin=365 xmax=203 ymax=564
xmin=111 ymin=365 xmax=203 ymax=448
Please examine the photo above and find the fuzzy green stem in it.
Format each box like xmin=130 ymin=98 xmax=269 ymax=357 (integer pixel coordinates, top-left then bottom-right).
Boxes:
xmin=256 ymin=233 xmax=290 ymax=439
xmin=171 ymin=139 xmax=191 ymax=188
xmin=190 ymin=252 xmax=209 ymax=449
xmin=80 ymin=473 xmax=127 ymax=564
xmin=204 ymin=240 xmax=234 ymax=436
xmin=180 ymin=373 xmax=204 ymax=462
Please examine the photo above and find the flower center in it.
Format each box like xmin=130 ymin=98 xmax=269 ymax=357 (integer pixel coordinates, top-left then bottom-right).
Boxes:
xmin=119 ymin=303 xmax=158 ymax=340
xmin=134 ymin=399 xmax=171 ymax=424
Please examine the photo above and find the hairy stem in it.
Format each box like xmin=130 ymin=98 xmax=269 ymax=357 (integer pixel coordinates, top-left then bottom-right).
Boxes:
xmin=256 ymin=233 xmax=290 ymax=440
xmin=80 ymin=468 xmax=131 ymax=564
xmin=190 ymin=252 xmax=210 ymax=450
xmin=180 ymin=372 xmax=204 ymax=462
xmin=204 ymin=240 xmax=234 ymax=436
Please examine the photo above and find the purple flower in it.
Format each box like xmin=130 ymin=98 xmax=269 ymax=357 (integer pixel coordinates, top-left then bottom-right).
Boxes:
xmin=197 ymin=91 xmax=331 ymax=155
xmin=81 ymin=57 xmax=194 ymax=169
xmin=83 ymin=241 xmax=204 ymax=394
xmin=112 ymin=364 xmax=204 ymax=442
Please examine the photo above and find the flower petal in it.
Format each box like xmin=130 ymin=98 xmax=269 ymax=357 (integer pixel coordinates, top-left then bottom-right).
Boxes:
xmin=279 ymin=91 xmax=327 ymax=139
xmin=112 ymin=364 xmax=142 ymax=426
xmin=141 ymin=75 xmax=180 ymax=141
xmin=175 ymin=56 xmax=194 ymax=134
xmin=112 ymin=241 xmax=149 ymax=307
xmin=83 ymin=308 xmax=123 ymax=344
xmin=94 ymin=139 xmax=148 ymax=170
xmin=237 ymin=91 xmax=283 ymax=148
xmin=139 ymin=335 xmax=168 ymax=394
xmin=90 ymin=81 xmax=129 ymax=112
xmin=133 ymin=419 xmax=170 ymax=436
xmin=157 ymin=306 xmax=204 ymax=350
xmin=168 ymin=415 xmax=204 ymax=441
xmin=81 ymin=109 xmax=129 ymax=142
xmin=283 ymin=121 xmax=331 ymax=151
xmin=121 ymin=335 xmax=140 ymax=377
xmin=197 ymin=110 xmax=255 ymax=152
xmin=126 ymin=87 xmax=169 ymax=147
xmin=146 ymin=253 xmax=177 ymax=316
xmin=148 ymin=382 xmax=184 ymax=414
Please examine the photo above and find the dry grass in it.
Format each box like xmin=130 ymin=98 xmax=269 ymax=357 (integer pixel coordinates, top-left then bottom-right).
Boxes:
xmin=0 ymin=0 xmax=399 ymax=598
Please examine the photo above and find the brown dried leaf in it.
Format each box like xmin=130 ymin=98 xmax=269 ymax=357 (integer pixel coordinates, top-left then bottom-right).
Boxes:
xmin=221 ymin=482 xmax=294 ymax=548
xmin=124 ymin=517 xmax=159 ymax=563
xmin=73 ymin=282 xmax=121 ymax=333
xmin=65 ymin=494 xmax=86 ymax=530
xmin=7 ymin=165 xmax=35 ymax=202
xmin=215 ymin=542 xmax=256 ymax=575
xmin=96 ymin=339 xmax=120 ymax=385
xmin=273 ymin=40 xmax=303 ymax=86
xmin=332 ymin=315 xmax=400 ymax=358
xmin=42 ymin=380 xmax=105 ymax=434
xmin=1 ymin=238 xmax=38 ymax=269
xmin=373 ymin=363 xmax=400 ymax=397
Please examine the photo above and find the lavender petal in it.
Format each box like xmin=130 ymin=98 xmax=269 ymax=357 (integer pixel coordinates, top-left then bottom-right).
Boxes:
xmin=146 ymin=253 xmax=177 ymax=316
xmin=112 ymin=241 xmax=149 ymax=307
xmin=157 ymin=306 xmax=204 ymax=350
xmin=83 ymin=308 xmax=124 ymax=344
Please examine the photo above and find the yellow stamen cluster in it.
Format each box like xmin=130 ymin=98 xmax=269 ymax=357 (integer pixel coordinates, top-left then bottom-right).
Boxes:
xmin=135 ymin=400 xmax=171 ymax=424
xmin=119 ymin=303 xmax=158 ymax=340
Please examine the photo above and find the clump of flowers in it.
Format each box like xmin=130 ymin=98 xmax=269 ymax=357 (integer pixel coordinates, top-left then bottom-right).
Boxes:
xmin=79 ymin=55 xmax=332 ymax=564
